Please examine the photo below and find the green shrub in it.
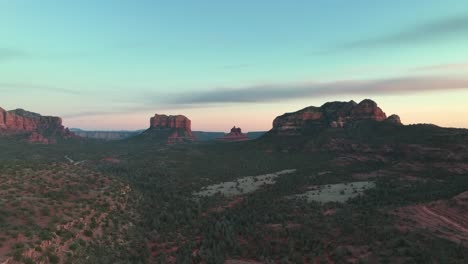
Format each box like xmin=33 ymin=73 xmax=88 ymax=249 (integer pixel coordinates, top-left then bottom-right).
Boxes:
xmin=83 ymin=229 xmax=93 ymax=237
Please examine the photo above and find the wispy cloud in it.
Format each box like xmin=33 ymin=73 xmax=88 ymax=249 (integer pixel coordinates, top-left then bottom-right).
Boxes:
xmin=169 ymin=75 xmax=468 ymax=104
xmin=0 ymin=43 xmax=146 ymax=63
xmin=320 ymin=14 xmax=468 ymax=53
xmin=62 ymin=111 xmax=122 ymax=119
xmin=219 ymin=64 xmax=252 ymax=70
xmin=0 ymin=48 xmax=30 ymax=61
xmin=62 ymin=104 xmax=208 ymax=119
xmin=0 ymin=82 xmax=81 ymax=95
xmin=411 ymin=62 xmax=468 ymax=72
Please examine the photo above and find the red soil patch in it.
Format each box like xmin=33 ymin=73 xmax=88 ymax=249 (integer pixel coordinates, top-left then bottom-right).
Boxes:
xmin=394 ymin=191 xmax=468 ymax=247
xmin=392 ymin=162 xmax=426 ymax=172
xmin=265 ymin=222 xmax=302 ymax=231
xmin=102 ymin=157 xmax=121 ymax=164
xmin=148 ymin=235 xmax=203 ymax=263
xmin=432 ymin=162 xmax=468 ymax=174
xmin=400 ymin=175 xmax=425 ymax=182
xmin=341 ymin=245 xmax=372 ymax=264
xmin=323 ymin=209 xmax=336 ymax=216
xmin=205 ymin=197 xmax=245 ymax=215
xmin=225 ymin=259 xmax=263 ymax=264
xmin=333 ymin=154 xmax=388 ymax=166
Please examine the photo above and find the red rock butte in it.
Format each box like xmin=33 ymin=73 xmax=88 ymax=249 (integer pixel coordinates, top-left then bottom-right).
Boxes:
xmin=217 ymin=126 xmax=249 ymax=142
xmin=148 ymin=114 xmax=195 ymax=143
xmin=0 ymin=107 xmax=74 ymax=143
xmin=271 ymin=99 xmax=402 ymax=136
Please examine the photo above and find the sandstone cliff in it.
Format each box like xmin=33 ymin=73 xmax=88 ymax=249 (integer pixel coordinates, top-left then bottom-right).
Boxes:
xmin=145 ymin=114 xmax=195 ymax=143
xmin=270 ymin=99 xmax=401 ymax=136
xmin=0 ymin=107 xmax=74 ymax=143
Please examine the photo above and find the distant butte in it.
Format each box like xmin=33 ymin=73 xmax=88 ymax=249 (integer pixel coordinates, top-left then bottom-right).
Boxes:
xmin=0 ymin=106 xmax=75 ymax=143
xmin=217 ymin=126 xmax=249 ymax=142
xmin=270 ymin=99 xmax=402 ymax=136
xmin=145 ymin=114 xmax=196 ymax=143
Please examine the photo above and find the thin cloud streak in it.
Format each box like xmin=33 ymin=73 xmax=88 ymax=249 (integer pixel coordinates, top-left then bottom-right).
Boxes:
xmin=0 ymin=82 xmax=81 ymax=95
xmin=411 ymin=62 xmax=468 ymax=71
xmin=318 ymin=14 xmax=468 ymax=53
xmin=62 ymin=104 xmax=210 ymax=119
xmin=348 ymin=14 xmax=468 ymax=48
xmin=0 ymin=48 xmax=29 ymax=61
xmin=170 ymin=76 xmax=468 ymax=104
xmin=219 ymin=64 xmax=252 ymax=70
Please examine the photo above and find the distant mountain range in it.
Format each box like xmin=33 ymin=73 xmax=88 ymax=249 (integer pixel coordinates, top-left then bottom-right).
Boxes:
xmin=70 ymin=128 xmax=266 ymax=141
xmin=70 ymin=128 xmax=145 ymax=140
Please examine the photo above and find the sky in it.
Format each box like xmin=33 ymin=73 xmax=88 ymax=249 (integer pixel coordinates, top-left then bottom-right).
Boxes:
xmin=1 ymin=0 xmax=468 ymax=131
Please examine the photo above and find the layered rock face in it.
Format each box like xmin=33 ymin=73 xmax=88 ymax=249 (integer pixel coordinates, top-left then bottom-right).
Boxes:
xmin=147 ymin=114 xmax=195 ymax=143
xmin=0 ymin=107 xmax=74 ymax=143
xmin=271 ymin=99 xmax=402 ymax=135
xmin=217 ymin=126 xmax=249 ymax=142
xmin=28 ymin=132 xmax=54 ymax=144
xmin=150 ymin=114 xmax=192 ymax=130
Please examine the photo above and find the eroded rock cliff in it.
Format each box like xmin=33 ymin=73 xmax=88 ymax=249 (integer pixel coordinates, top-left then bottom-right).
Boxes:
xmin=271 ymin=99 xmax=401 ymax=135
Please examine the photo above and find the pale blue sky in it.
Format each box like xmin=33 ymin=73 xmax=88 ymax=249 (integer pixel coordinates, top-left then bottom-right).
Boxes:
xmin=1 ymin=0 xmax=468 ymax=130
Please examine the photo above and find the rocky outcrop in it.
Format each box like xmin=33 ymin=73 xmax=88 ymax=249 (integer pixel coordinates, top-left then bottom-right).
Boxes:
xmin=350 ymin=99 xmax=387 ymax=121
xmin=217 ymin=126 xmax=249 ymax=142
xmin=192 ymin=131 xmax=266 ymax=141
xmin=0 ymin=106 xmax=74 ymax=143
xmin=271 ymin=99 xmax=401 ymax=135
xmin=0 ymin=107 xmax=6 ymax=130
xmin=385 ymin=114 xmax=403 ymax=125
xmin=28 ymin=132 xmax=54 ymax=144
xmin=146 ymin=114 xmax=195 ymax=143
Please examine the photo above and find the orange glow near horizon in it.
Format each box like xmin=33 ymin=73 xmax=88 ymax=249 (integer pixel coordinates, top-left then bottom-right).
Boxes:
xmin=63 ymin=90 xmax=468 ymax=132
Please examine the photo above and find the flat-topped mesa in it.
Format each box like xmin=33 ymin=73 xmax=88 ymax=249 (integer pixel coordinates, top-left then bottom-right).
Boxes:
xmin=150 ymin=114 xmax=192 ymax=130
xmin=271 ymin=99 xmax=402 ymax=135
xmin=147 ymin=114 xmax=195 ymax=143
xmin=217 ymin=126 xmax=249 ymax=142
xmin=0 ymin=107 xmax=74 ymax=143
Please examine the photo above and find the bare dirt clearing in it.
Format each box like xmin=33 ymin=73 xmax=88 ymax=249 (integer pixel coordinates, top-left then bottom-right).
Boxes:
xmin=194 ymin=169 xmax=297 ymax=197
xmin=292 ymin=181 xmax=375 ymax=203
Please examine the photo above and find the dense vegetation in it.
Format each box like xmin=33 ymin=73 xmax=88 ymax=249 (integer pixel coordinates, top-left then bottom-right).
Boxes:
xmin=0 ymin=122 xmax=467 ymax=263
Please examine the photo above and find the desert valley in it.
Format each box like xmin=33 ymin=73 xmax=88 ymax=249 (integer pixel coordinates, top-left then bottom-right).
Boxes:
xmin=3 ymin=2 xmax=468 ymax=263
xmin=0 ymin=99 xmax=467 ymax=263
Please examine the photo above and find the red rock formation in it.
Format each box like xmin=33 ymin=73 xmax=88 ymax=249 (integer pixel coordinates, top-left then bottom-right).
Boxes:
xmin=0 ymin=107 xmax=75 ymax=143
xmin=147 ymin=114 xmax=195 ymax=143
xmin=351 ymin=99 xmax=387 ymax=121
xmin=271 ymin=99 xmax=399 ymax=135
xmin=0 ymin=107 xmax=6 ymax=130
xmin=217 ymin=126 xmax=249 ymax=142
xmin=150 ymin=114 xmax=192 ymax=130
xmin=27 ymin=132 xmax=53 ymax=144
xmin=272 ymin=106 xmax=325 ymax=136
xmin=386 ymin=114 xmax=403 ymax=125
